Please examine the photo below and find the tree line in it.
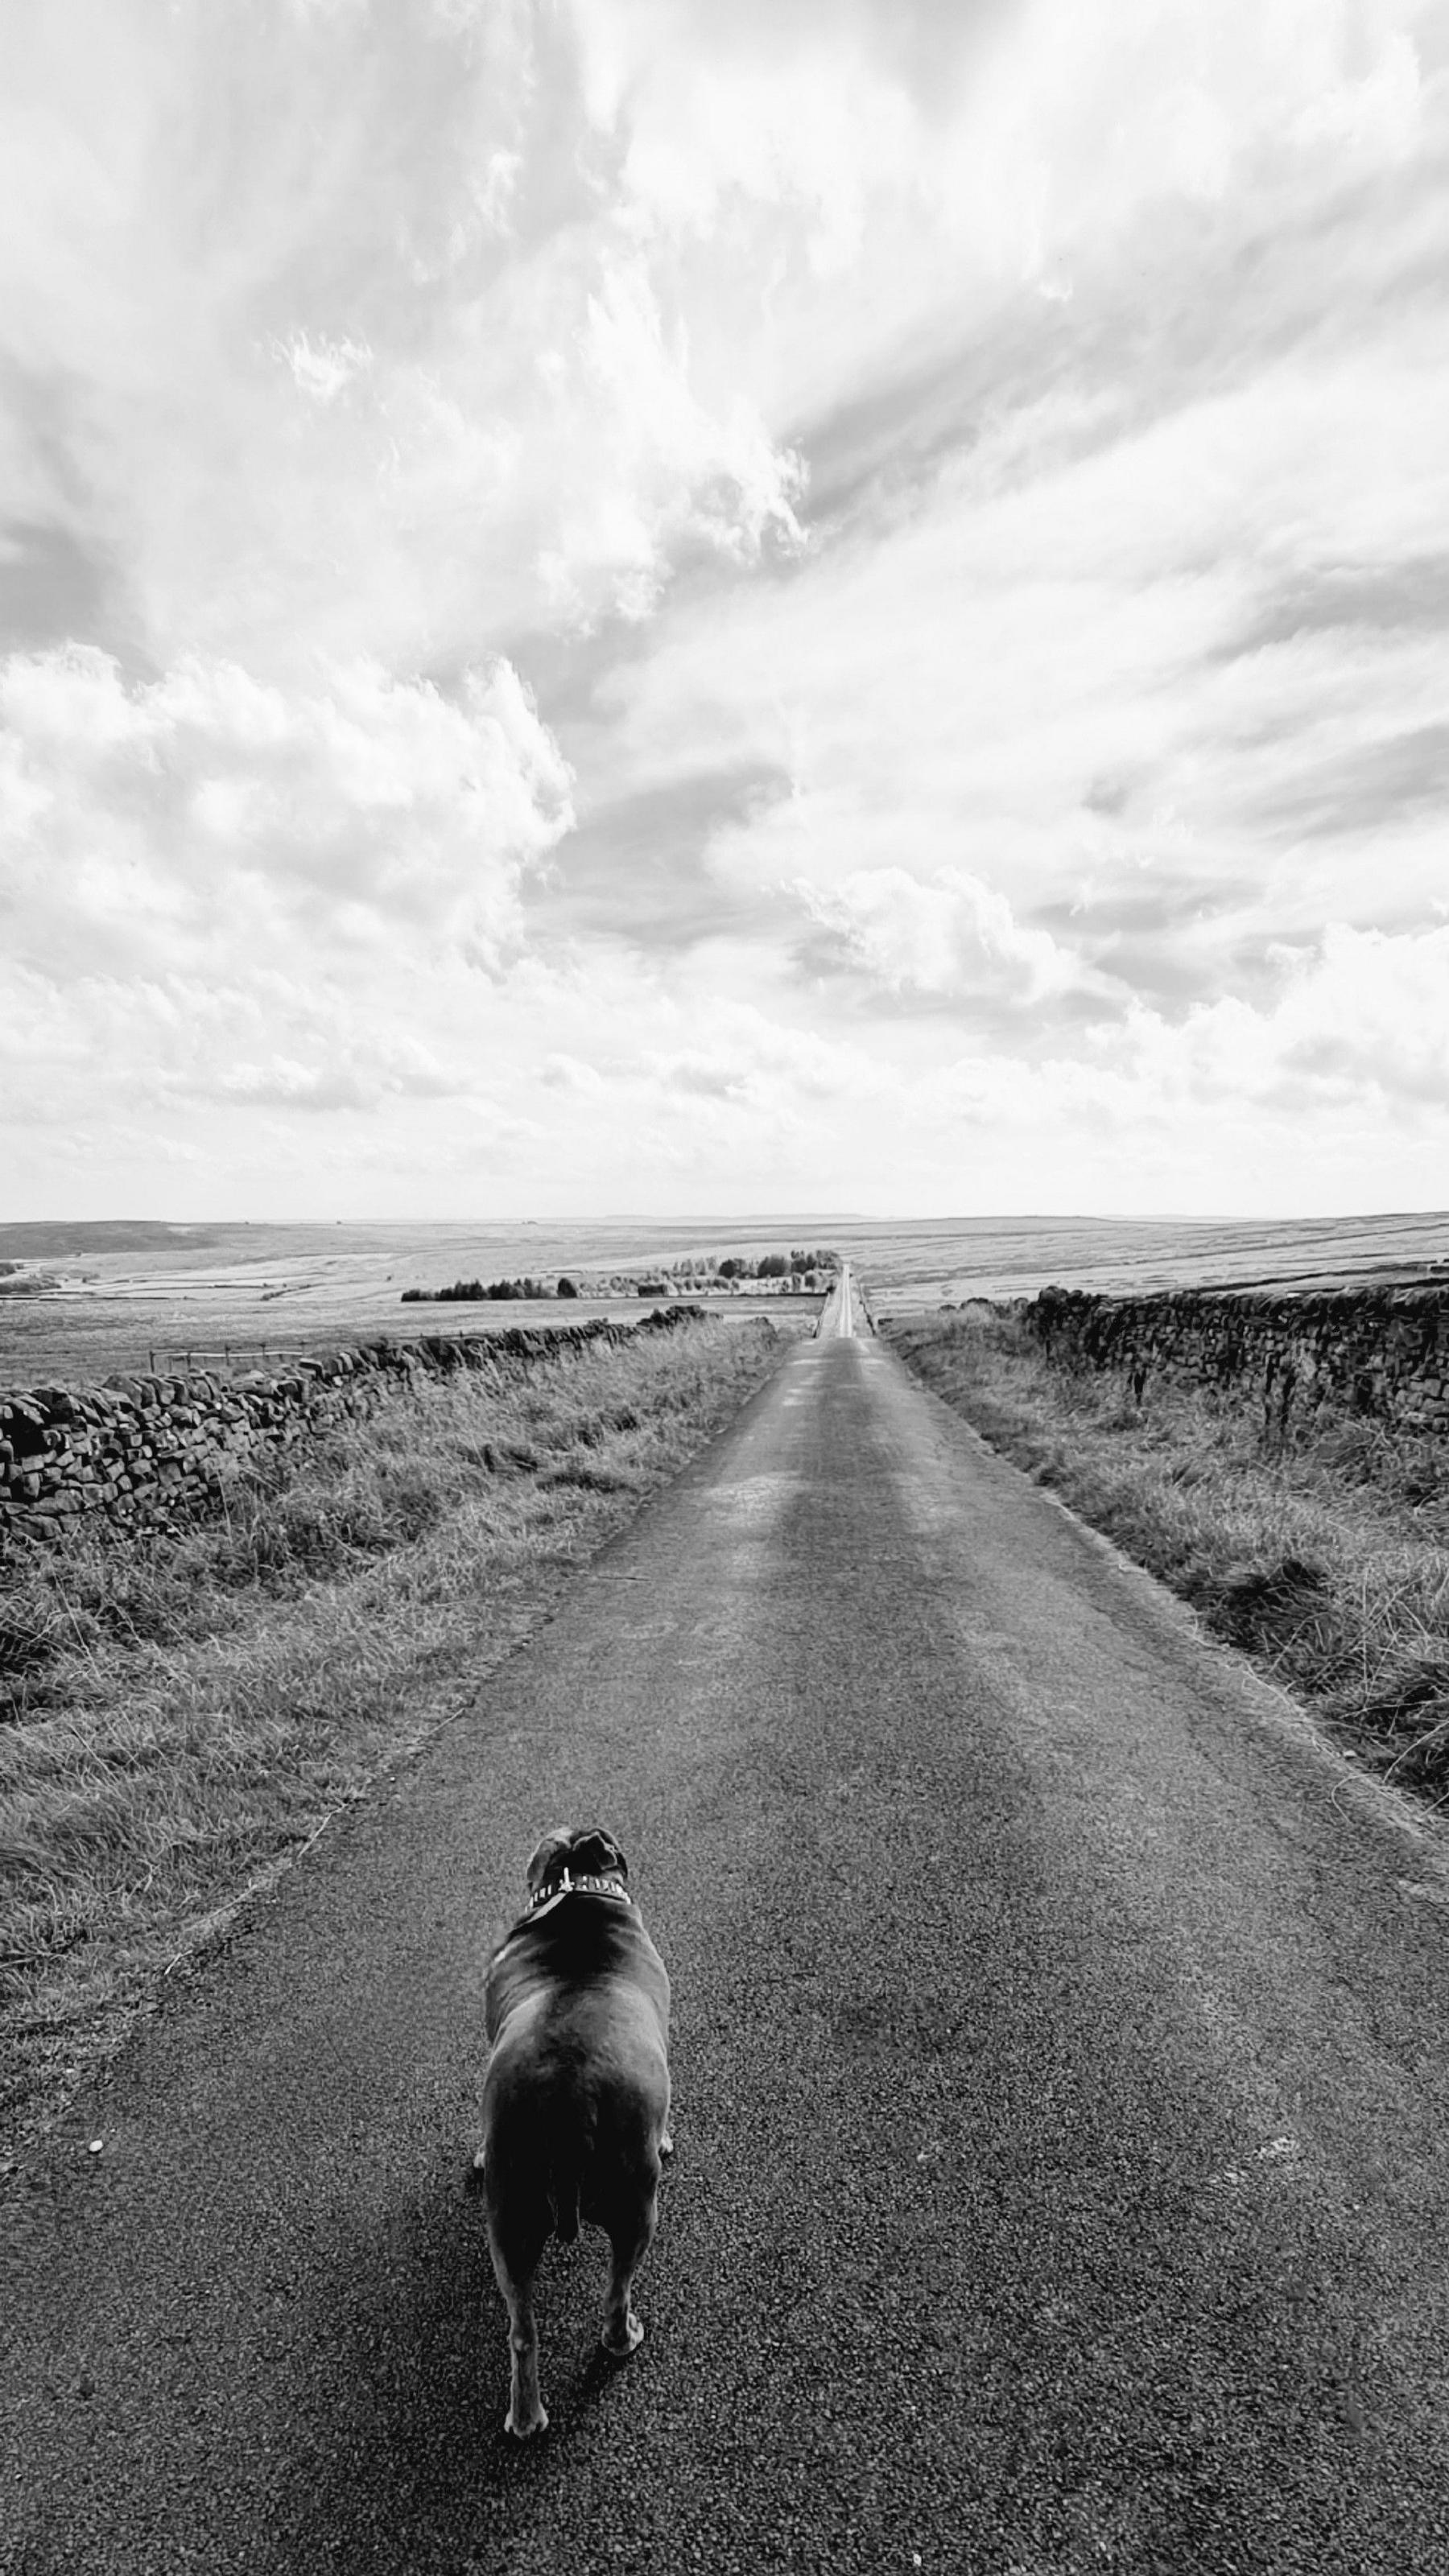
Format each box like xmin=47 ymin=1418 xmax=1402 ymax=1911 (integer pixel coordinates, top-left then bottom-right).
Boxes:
xmin=399 ymin=1249 xmax=841 ymax=1306
xmin=401 ymin=1278 xmax=580 ymax=1304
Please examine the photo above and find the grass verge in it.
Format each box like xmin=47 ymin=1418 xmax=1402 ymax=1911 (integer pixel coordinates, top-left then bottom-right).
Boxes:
xmin=884 ymin=1304 xmax=1449 ymax=1808
xmin=0 ymin=1315 xmax=785 ymax=2156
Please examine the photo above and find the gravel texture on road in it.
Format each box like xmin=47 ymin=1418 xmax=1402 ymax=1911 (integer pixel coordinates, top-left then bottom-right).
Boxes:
xmin=4 ymin=1314 xmax=1449 ymax=2574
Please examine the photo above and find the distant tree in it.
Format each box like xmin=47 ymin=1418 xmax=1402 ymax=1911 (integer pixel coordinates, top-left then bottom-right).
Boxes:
xmin=758 ymin=1252 xmax=789 ymax=1279
xmin=557 ymin=1276 xmax=579 ymax=1297
xmin=403 ymin=1279 xmax=495 ymax=1302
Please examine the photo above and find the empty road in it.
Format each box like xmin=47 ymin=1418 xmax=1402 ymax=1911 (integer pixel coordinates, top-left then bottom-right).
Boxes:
xmin=5 ymin=1309 xmax=1449 ymax=2574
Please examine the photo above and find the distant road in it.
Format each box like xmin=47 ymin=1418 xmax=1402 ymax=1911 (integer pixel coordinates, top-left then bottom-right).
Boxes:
xmin=6 ymin=1328 xmax=1449 ymax=2572
xmin=817 ymin=1259 xmax=863 ymax=1338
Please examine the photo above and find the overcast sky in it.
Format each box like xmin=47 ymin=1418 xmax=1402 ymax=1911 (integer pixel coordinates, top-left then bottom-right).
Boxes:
xmin=2 ymin=0 xmax=1447 ymax=1222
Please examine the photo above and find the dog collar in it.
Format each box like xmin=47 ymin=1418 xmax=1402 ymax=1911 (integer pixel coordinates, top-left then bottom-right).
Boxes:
xmin=526 ymin=1868 xmax=632 ymax=1914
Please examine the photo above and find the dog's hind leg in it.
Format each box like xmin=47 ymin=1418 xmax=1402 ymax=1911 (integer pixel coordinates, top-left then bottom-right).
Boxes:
xmin=599 ymin=2186 xmax=658 ymax=2360
xmin=485 ymin=2208 xmax=551 ymax=2438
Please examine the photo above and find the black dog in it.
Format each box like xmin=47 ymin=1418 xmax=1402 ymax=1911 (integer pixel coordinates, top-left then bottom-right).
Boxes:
xmin=469 ymin=1827 xmax=672 ymax=2436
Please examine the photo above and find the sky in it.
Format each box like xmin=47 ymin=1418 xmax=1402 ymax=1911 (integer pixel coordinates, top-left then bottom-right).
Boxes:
xmin=2 ymin=0 xmax=1447 ymax=1222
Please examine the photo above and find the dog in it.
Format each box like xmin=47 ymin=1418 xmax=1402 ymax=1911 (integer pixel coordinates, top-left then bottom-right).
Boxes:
xmin=468 ymin=1825 xmax=672 ymax=2438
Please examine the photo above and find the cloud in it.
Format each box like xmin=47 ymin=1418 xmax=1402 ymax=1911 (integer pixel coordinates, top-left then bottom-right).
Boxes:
xmin=279 ymin=331 xmax=374 ymax=406
xmin=539 ymin=1051 xmax=605 ymax=1095
xmin=199 ymin=1011 xmax=464 ymax=1114
xmin=0 ymin=1 xmax=812 ymax=680
xmin=1249 ymin=721 xmax=1449 ymax=841
xmin=796 ymin=866 xmax=1093 ymax=1008
xmin=0 ymin=637 xmax=579 ymax=1162
xmin=0 ymin=958 xmax=472 ymax=1124
xmin=1216 ymin=554 xmax=1449 ymax=658
xmin=1115 ymin=921 xmax=1449 ymax=1111
xmin=536 ymin=262 xmax=806 ymax=625
xmin=0 ymin=644 xmax=572 ymax=974
xmin=645 ymin=1004 xmax=871 ymax=1108
xmin=217 ymin=1057 xmax=382 ymax=1113
xmin=567 ymin=170 xmax=1449 ymax=1020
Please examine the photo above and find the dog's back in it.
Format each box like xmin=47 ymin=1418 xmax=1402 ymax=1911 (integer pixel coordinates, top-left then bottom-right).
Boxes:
xmin=485 ymin=1894 xmax=670 ymax=2038
xmin=483 ymin=1898 xmax=671 ymax=2240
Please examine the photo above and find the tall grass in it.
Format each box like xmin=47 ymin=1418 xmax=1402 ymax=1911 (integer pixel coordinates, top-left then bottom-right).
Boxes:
xmin=0 ymin=1318 xmax=782 ymax=2153
xmin=886 ymin=1306 xmax=1449 ymax=1804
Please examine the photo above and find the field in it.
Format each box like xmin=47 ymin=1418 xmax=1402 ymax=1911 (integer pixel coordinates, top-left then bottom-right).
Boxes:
xmin=844 ymin=1206 xmax=1449 ymax=1312
xmin=4 ymin=1208 xmax=1449 ymax=1387
xmin=0 ymin=1218 xmax=828 ymax=1383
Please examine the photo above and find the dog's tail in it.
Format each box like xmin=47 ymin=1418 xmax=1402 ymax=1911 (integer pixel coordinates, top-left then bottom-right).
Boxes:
xmin=546 ymin=2093 xmax=593 ymax=2242
xmin=548 ymin=2159 xmax=581 ymax=2243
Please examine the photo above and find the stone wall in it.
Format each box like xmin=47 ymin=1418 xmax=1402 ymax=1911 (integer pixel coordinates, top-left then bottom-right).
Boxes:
xmin=0 ymin=1310 xmax=702 ymax=1548
xmin=1025 ymin=1284 xmax=1449 ymax=1441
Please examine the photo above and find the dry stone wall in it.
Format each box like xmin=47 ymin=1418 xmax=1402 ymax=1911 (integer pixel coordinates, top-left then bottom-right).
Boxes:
xmin=1026 ymin=1284 xmax=1449 ymax=1442
xmin=0 ymin=1312 xmax=699 ymax=1549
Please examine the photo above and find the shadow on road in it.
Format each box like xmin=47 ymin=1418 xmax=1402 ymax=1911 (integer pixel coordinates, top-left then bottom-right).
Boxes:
xmin=270 ymin=2158 xmax=641 ymax=2572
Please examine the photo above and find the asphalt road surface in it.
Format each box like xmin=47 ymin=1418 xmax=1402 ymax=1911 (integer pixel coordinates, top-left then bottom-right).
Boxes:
xmin=5 ymin=1280 xmax=1449 ymax=2574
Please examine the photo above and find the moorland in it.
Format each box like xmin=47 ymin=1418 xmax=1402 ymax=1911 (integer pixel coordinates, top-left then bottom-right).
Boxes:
xmin=4 ymin=1206 xmax=1449 ymax=1384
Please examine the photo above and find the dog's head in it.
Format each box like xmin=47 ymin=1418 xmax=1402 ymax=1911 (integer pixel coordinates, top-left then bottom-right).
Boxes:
xmin=524 ymin=1824 xmax=630 ymax=1903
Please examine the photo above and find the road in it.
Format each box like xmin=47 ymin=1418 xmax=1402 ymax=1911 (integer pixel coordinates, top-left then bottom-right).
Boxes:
xmin=817 ymin=1259 xmax=860 ymax=1339
xmin=5 ymin=1307 xmax=1449 ymax=2574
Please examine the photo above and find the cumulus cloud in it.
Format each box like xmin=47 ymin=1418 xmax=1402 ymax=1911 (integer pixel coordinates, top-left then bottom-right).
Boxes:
xmin=0 ymin=644 xmax=572 ymax=974
xmin=1113 ymin=922 xmax=1449 ymax=1111
xmin=0 ymin=637 xmax=576 ymax=1165
xmin=796 ymin=866 xmax=1093 ymax=1006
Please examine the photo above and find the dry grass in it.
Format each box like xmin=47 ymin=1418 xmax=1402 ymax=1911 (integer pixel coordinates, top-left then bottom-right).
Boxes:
xmin=0 ymin=1317 xmax=784 ymax=2154
xmin=886 ymin=1306 xmax=1449 ymax=1806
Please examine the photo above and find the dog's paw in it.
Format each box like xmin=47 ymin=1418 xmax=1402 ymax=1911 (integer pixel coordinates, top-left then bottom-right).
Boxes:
xmin=505 ymin=2402 xmax=549 ymax=2438
xmin=464 ymin=2152 xmax=487 ymax=2199
xmin=601 ymin=2311 xmax=645 ymax=2360
xmin=659 ymin=2130 xmax=675 ymax=2164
